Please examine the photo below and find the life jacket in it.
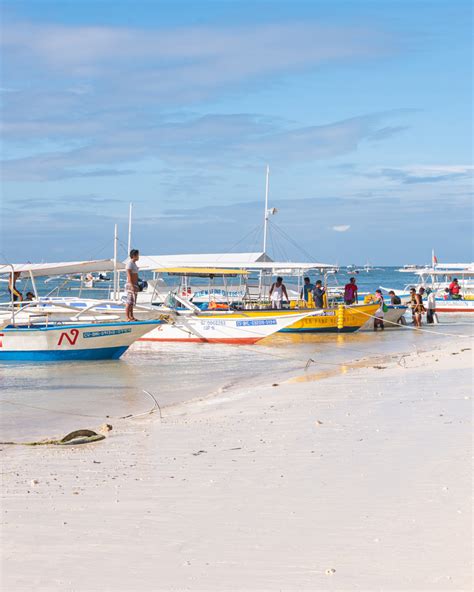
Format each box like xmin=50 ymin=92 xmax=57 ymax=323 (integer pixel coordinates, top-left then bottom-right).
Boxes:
xmin=209 ymin=301 xmax=229 ymax=310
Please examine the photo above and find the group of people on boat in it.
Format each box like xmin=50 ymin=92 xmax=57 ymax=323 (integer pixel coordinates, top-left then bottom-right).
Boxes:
xmin=297 ymin=277 xmax=326 ymax=308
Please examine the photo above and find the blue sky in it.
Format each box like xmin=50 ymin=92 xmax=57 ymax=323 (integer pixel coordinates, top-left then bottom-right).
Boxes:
xmin=0 ymin=0 xmax=472 ymax=264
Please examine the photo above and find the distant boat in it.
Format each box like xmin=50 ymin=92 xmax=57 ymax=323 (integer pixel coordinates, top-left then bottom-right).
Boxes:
xmin=385 ymin=260 xmax=474 ymax=314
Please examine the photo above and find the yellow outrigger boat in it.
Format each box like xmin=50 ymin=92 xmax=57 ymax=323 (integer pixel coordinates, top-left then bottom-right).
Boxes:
xmin=136 ymin=264 xmax=380 ymax=335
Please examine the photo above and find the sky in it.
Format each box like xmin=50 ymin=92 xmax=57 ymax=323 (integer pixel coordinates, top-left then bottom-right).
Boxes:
xmin=0 ymin=0 xmax=472 ymax=265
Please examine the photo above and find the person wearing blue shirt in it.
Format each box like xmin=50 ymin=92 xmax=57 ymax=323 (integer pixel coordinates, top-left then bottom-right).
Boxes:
xmin=300 ymin=277 xmax=314 ymax=303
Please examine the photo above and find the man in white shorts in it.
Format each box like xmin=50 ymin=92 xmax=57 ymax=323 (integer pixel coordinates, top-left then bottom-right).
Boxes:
xmin=125 ymin=249 xmax=140 ymax=321
xmin=269 ymin=276 xmax=289 ymax=309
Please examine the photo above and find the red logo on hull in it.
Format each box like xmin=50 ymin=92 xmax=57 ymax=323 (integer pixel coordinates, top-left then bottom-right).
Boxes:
xmin=57 ymin=329 xmax=79 ymax=346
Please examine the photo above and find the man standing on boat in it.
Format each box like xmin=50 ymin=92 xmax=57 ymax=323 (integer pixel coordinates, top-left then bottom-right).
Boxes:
xmin=344 ymin=277 xmax=358 ymax=305
xmin=300 ymin=277 xmax=314 ymax=304
xmin=312 ymin=280 xmax=325 ymax=309
xmin=269 ymin=276 xmax=288 ymax=309
xmin=125 ymin=249 xmax=140 ymax=321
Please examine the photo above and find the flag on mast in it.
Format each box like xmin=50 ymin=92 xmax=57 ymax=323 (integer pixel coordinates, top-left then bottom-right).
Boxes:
xmin=432 ymin=249 xmax=438 ymax=267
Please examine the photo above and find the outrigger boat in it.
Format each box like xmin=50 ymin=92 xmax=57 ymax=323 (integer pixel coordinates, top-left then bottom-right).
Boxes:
xmin=132 ymin=268 xmax=319 ymax=344
xmin=140 ymin=308 xmax=320 ymax=344
xmin=0 ymin=318 xmax=163 ymax=361
xmin=0 ymin=262 xmax=314 ymax=346
xmin=384 ymin=261 xmax=474 ymax=314
xmin=0 ymin=260 xmax=166 ymax=360
xmin=134 ymin=265 xmax=382 ymax=336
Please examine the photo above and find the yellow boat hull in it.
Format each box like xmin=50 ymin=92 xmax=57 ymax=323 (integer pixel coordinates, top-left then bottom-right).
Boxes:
xmin=281 ymin=303 xmax=380 ymax=333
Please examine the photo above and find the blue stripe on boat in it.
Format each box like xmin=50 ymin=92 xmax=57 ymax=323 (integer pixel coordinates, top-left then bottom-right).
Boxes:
xmin=0 ymin=346 xmax=128 ymax=362
xmin=1 ymin=320 xmax=161 ymax=332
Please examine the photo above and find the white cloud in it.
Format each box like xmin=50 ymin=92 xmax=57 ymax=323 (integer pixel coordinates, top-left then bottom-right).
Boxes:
xmin=1 ymin=20 xmax=392 ymax=113
xmin=0 ymin=112 xmax=409 ymax=181
xmin=0 ymin=19 xmax=399 ymax=180
xmin=332 ymin=225 xmax=351 ymax=232
xmin=2 ymin=21 xmax=389 ymax=73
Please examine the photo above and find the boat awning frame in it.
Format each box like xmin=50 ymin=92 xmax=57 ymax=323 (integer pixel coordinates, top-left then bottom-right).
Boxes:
xmin=0 ymin=259 xmax=125 ymax=278
xmin=154 ymin=267 xmax=249 ymax=277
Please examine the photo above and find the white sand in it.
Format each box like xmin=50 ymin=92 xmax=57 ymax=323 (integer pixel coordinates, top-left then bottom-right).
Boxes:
xmin=1 ymin=337 xmax=472 ymax=591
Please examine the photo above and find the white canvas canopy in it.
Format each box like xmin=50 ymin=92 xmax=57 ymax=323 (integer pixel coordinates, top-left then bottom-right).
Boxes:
xmin=138 ymin=252 xmax=272 ymax=270
xmin=0 ymin=259 xmax=124 ymax=278
xmin=139 ymin=253 xmax=334 ymax=273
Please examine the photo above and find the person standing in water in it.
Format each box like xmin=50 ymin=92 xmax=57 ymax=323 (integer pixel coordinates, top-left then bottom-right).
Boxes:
xmin=408 ymin=288 xmax=417 ymax=323
xmin=426 ymin=289 xmax=438 ymax=324
xmin=125 ymin=249 xmax=140 ymax=321
xmin=413 ymin=292 xmax=426 ymax=328
xmin=373 ymin=289 xmax=385 ymax=330
xmin=269 ymin=276 xmax=289 ymax=309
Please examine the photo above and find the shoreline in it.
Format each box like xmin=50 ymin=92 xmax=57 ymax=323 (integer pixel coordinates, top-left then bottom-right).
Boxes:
xmin=1 ymin=316 xmax=471 ymax=444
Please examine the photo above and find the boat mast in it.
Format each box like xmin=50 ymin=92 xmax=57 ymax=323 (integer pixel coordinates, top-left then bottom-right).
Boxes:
xmin=113 ymin=224 xmax=118 ymax=300
xmin=127 ymin=202 xmax=133 ymax=255
xmin=263 ymin=165 xmax=270 ymax=255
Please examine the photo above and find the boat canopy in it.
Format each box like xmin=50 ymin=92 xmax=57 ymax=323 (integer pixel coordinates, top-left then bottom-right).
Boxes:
xmin=139 ymin=252 xmax=271 ymax=270
xmin=0 ymin=259 xmax=124 ymax=278
xmin=155 ymin=267 xmax=249 ymax=277
xmin=140 ymin=254 xmax=335 ymax=273
xmin=410 ymin=265 xmax=474 ymax=276
xmin=400 ymin=263 xmax=474 ymax=274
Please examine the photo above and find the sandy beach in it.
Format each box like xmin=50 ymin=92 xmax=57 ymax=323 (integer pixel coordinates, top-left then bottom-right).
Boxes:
xmin=1 ymin=334 xmax=472 ymax=591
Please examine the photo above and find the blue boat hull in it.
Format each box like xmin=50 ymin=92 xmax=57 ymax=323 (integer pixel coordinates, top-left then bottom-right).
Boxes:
xmin=0 ymin=346 xmax=129 ymax=362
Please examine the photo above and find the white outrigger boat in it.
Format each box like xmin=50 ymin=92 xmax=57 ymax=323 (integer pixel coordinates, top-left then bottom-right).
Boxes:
xmin=0 ymin=260 xmax=166 ymax=360
xmin=384 ymin=261 xmax=474 ymax=314
xmin=129 ymin=267 xmax=320 ymax=344
xmin=140 ymin=307 xmax=320 ymax=344
xmin=0 ymin=319 xmax=162 ymax=361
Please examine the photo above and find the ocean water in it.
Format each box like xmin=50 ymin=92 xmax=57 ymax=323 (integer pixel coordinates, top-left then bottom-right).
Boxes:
xmin=1 ymin=268 xmax=472 ymax=442
xmin=0 ymin=266 xmax=420 ymax=304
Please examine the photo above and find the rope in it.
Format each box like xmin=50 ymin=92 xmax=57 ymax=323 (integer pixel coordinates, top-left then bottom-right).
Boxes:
xmin=346 ymin=304 xmax=472 ymax=339
xmin=0 ymin=389 xmax=162 ymax=421
xmin=270 ymin=221 xmax=319 ymax=262
xmin=223 ymin=224 xmax=262 ymax=255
